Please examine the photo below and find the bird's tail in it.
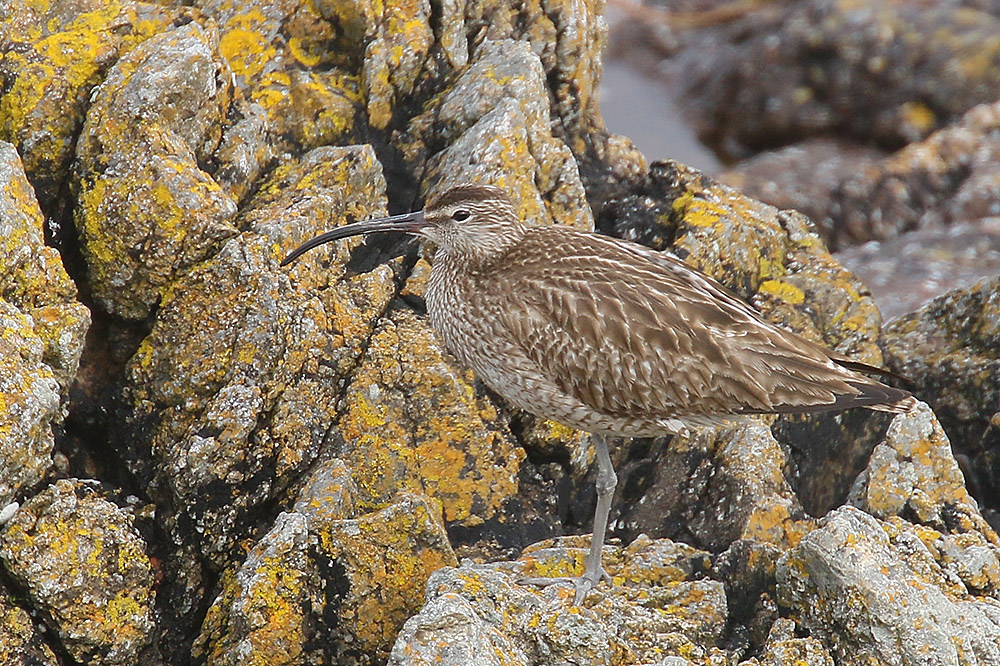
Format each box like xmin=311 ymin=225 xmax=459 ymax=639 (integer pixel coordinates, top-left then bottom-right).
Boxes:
xmin=866 ymin=393 xmax=919 ymax=414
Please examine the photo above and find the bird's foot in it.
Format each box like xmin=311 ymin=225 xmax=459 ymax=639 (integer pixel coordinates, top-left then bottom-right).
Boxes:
xmin=520 ymin=565 xmax=611 ymax=605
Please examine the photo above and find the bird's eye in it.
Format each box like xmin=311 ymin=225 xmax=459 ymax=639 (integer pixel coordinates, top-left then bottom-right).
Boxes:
xmin=451 ymin=209 xmax=471 ymax=222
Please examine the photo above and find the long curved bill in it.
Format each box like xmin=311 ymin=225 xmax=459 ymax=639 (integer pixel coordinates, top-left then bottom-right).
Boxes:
xmin=281 ymin=210 xmax=427 ymax=267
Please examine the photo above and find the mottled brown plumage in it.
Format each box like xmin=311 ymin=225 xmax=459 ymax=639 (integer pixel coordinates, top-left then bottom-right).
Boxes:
xmin=283 ymin=183 xmax=916 ymax=603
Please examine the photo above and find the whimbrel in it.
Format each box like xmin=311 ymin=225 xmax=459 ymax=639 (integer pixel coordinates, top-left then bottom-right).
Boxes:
xmin=282 ymin=184 xmax=915 ymax=603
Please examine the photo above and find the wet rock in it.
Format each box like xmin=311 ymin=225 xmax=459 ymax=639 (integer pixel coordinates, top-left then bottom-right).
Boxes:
xmin=881 ymin=276 xmax=1000 ymax=527
xmin=1 ymin=143 xmax=90 ymax=507
xmin=0 ymin=479 xmax=157 ymax=666
xmin=391 ymin=536 xmax=727 ymax=665
xmin=776 ymin=505 xmax=1000 ymax=666
xmin=74 ymin=21 xmax=240 ymax=320
xmin=836 ymin=220 xmax=1000 ymax=321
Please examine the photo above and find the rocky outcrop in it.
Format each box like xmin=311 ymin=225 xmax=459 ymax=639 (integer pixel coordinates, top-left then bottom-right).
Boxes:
xmin=2 ymin=0 xmax=1000 ymax=664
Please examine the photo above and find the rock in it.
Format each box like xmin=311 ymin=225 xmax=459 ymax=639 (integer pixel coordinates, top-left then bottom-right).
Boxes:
xmin=73 ymin=21 xmax=240 ymax=320
xmin=123 ymin=146 xmax=394 ymax=593
xmin=0 ymin=0 xmax=176 ymax=218
xmin=196 ymin=494 xmax=457 ymax=666
xmin=0 ymin=142 xmax=90 ymax=507
xmin=670 ymin=0 xmax=1000 ymax=159
xmin=742 ymin=617 xmax=834 ymax=666
xmin=194 ymin=512 xmax=315 ymax=666
xmin=0 ymin=479 xmax=157 ymax=666
xmin=881 ymin=276 xmax=1000 ymax=529
xmin=0 ymin=588 xmax=59 ymax=666
xmin=332 ymin=305 xmax=525 ymax=528
xmin=403 ymin=39 xmax=592 ymax=232
xmin=391 ymin=535 xmax=728 ymax=665
xmin=717 ymin=138 xmax=888 ymax=244
xmin=202 ymin=0 xmax=361 ymax=155
xmin=316 ymin=493 xmax=457 ymax=662
xmin=848 ymin=402 xmax=996 ymax=541
xmin=833 ymin=101 xmax=1000 ymax=249
xmin=777 ymin=505 xmax=1000 ymax=666
xmin=8 ymin=0 xmax=1000 ymax=662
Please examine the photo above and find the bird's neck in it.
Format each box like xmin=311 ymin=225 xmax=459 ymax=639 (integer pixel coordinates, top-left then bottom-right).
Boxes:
xmin=434 ymin=225 xmax=526 ymax=275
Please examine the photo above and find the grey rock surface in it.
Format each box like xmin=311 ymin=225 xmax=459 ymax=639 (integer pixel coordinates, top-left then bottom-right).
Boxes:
xmin=777 ymin=505 xmax=1000 ymax=666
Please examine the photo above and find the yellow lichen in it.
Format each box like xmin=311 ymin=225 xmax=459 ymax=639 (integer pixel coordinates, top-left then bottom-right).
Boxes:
xmin=757 ymin=279 xmax=807 ymax=306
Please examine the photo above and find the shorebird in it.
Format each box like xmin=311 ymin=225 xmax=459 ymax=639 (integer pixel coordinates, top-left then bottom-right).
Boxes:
xmin=282 ymin=184 xmax=915 ymax=604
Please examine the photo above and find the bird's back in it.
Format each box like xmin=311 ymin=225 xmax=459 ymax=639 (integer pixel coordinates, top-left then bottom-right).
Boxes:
xmin=427 ymin=224 xmax=914 ymax=436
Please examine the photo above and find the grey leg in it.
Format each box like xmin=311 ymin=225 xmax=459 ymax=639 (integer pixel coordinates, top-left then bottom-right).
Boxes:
xmin=520 ymin=433 xmax=618 ymax=605
xmin=575 ymin=433 xmax=617 ymax=604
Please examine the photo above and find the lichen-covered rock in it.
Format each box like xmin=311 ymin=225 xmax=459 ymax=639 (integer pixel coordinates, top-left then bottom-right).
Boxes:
xmin=881 ymin=275 xmax=1000 ymax=527
xmin=688 ymin=424 xmax=814 ymax=552
xmin=618 ymin=423 xmax=814 ymax=555
xmin=777 ymin=506 xmax=1000 ymax=666
xmin=0 ymin=301 xmax=60 ymax=508
xmin=391 ymin=536 xmax=728 ymax=665
xmin=333 ymin=305 xmax=524 ymax=526
xmin=0 ymin=479 xmax=157 ymax=666
xmin=849 ymin=402 xmax=997 ymax=542
xmin=200 ymin=0 xmax=362 ymax=154
xmin=124 ymin=145 xmax=395 ymax=575
xmin=9 ymin=0 xmax=1000 ymax=663
xmin=0 ymin=0 xmax=175 ymax=215
xmin=0 ymin=589 xmax=59 ymax=666
xmin=0 ymin=142 xmax=90 ymax=507
xmin=404 ymin=39 xmax=592 ymax=231
xmin=195 ymin=464 xmax=455 ymax=665
xmin=74 ymin=21 xmax=240 ymax=319
xmin=316 ymin=493 xmax=458 ymax=662
xmin=194 ymin=512 xmax=316 ymax=666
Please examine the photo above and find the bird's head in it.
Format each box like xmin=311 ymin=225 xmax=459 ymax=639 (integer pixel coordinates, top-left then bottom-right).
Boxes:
xmin=281 ymin=184 xmax=526 ymax=268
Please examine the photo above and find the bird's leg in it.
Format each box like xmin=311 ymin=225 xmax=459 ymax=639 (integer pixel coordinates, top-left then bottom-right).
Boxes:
xmin=574 ymin=433 xmax=616 ymax=603
xmin=520 ymin=434 xmax=618 ymax=604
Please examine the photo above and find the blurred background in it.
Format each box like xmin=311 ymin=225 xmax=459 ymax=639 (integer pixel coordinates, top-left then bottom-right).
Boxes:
xmin=600 ymin=0 xmax=1000 ymax=321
